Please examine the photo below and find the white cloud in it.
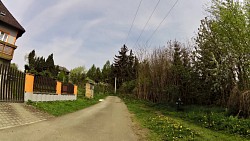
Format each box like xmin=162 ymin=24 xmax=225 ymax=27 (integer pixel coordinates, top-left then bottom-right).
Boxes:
xmin=2 ymin=0 xmax=210 ymax=70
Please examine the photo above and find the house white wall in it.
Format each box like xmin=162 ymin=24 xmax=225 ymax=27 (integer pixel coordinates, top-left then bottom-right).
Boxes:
xmin=25 ymin=93 xmax=77 ymax=102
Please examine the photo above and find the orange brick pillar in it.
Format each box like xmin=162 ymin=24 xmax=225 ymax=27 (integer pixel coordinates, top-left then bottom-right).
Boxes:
xmin=25 ymin=74 xmax=34 ymax=93
xmin=74 ymin=85 xmax=78 ymax=95
xmin=56 ymin=81 xmax=62 ymax=95
xmin=24 ymin=73 xmax=34 ymax=101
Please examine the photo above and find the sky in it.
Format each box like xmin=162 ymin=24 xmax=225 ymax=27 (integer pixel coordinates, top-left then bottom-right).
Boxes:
xmin=2 ymin=0 xmax=210 ymax=70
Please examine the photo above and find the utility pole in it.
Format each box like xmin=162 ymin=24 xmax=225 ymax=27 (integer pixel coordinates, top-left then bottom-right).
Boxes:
xmin=114 ymin=77 xmax=117 ymax=94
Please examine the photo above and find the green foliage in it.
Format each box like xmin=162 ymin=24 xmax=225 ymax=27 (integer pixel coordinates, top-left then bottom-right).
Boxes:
xmin=146 ymin=115 xmax=198 ymax=140
xmin=69 ymin=66 xmax=86 ymax=86
xmin=123 ymin=97 xmax=249 ymax=140
xmin=119 ymin=80 xmax=136 ymax=94
xmin=101 ymin=60 xmax=112 ymax=83
xmin=95 ymin=67 xmax=102 ymax=83
xmin=86 ymin=64 xmax=102 ymax=83
xmin=128 ymin=0 xmax=250 ymax=118
xmin=26 ymin=50 xmax=59 ymax=79
xmin=30 ymin=94 xmax=107 ymax=116
xmin=150 ymin=104 xmax=250 ymax=139
xmin=77 ymin=86 xmax=86 ymax=99
xmin=135 ymin=41 xmax=193 ymax=103
xmin=193 ymin=0 xmax=250 ymax=106
xmin=57 ymin=71 xmax=68 ymax=82
xmin=28 ymin=50 xmax=35 ymax=69
xmin=94 ymin=83 xmax=114 ymax=95
xmin=10 ymin=63 xmax=18 ymax=70
xmin=45 ymin=54 xmax=57 ymax=78
xmin=113 ymin=44 xmax=137 ymax=88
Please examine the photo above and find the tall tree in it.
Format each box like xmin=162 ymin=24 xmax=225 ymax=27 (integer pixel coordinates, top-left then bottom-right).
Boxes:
xmin=95 ymin=67 xmax=102 ymax=83
xmin=69 ymin=66 xmax=86 ymax=86
xmin=192 ymin=0 xmax=250 ymax=106
xmin=27 ymin=50 xmax=36 ymax=73
xmin=87 ymin=64 xmax=97 ymax=81
xmin=45 ymin=54 xmax=56 ymax=78
xmin=102 ymin=60 xmax=111 ymax=83
xmin=113 ymin=44 xmax=136 ymax=88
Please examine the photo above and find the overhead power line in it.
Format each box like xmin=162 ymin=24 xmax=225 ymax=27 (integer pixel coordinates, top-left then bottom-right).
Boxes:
xmin=134 ymin=0 xmax=161 ymax=47
xmin=146 ymin=0 xmax=179 ymax=44
xmin=125 ymin=0 xmax=143 ymax=44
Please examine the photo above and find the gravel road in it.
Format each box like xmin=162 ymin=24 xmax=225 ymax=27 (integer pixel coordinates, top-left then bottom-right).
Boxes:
xmin=0 ymin=96 xmax=138 ymax=141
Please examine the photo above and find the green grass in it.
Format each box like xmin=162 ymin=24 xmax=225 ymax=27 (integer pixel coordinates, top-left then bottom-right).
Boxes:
xmin=28 ymin=93 xmax=107 ymax=116
xmin=122 ymin=97 xmax=250 ymax=141
xmin=150 ymin=103 xmax=250 ymax=139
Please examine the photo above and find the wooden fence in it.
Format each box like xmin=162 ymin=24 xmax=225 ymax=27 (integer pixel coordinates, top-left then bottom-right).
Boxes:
xmin=33 ymin=75 xmax=57 ymax=93
xmin=61 ymin=83 xmax=74 ymax=94
xmin=0 ymin=64 xmax=25 ymax=102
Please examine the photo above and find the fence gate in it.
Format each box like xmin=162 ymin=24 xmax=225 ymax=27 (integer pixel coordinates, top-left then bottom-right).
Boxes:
xmin=0 ymin=64 xmax=25 ymax=102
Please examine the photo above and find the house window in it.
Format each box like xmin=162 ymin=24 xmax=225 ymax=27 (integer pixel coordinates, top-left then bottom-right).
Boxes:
xmin=0 ymin=31 xmax=8 ymax=42
xmin=3 ymin=46 xmax=13 ymax=55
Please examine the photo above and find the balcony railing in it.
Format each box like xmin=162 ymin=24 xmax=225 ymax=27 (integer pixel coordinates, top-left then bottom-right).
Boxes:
xmin=0 ymin=40 xmax=17 ymax=60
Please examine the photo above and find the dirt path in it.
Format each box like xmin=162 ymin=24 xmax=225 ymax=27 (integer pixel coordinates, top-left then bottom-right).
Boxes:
xmin=0 ymin=96 xmax=138 ymax=141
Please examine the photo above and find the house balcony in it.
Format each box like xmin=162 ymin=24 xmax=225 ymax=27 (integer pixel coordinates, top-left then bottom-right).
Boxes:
xmin=0 ymin=40 xmax=17 ymax=61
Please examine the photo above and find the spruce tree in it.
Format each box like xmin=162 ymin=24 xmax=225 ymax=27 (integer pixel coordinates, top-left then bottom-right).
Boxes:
xmin=45 ymin=54 xmax=56 ymax=78
xmin=113 ymin=44 xmax=129 ymax=88
xmin=102 ymin=60 xmax=111 ymax=83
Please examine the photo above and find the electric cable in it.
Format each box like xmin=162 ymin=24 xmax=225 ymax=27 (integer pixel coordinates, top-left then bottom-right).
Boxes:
xmin=134 ymin=0 xmax=161 ymax=47
xmin=146 ymin=0 xmax=179 ymax=44
xmin=125 ymin=0 xmax=143 ymax=44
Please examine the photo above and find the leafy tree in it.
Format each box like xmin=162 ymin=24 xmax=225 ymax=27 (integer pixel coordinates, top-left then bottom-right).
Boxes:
xmin=58 ymin=72 xmax=69 ymax=83
xmin=69 ymin=66 xmax=86 ymax=86
xmin=87 ymin=64 xmax=97 ymax=81
xmin=102 ymin=60 xmax=111 ymax=83
xmin=10 ymin=63 xmax=18 ymax=70
xmin=193 ymin=0 xmax=250 ymax=106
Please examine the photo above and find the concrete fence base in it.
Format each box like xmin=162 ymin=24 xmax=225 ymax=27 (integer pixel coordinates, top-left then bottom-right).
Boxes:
xmin=25 ymin=93 xmax=77 ymax=102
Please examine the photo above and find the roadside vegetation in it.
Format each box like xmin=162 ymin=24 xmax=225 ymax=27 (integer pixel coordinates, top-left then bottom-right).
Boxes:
xmin=123 ymin=96 xmax=250 ymax=141
xmin=110 ymin=1 xmax=250 ymax=140
xmin=26 ymin=0 xmax=250 ymax=140
xmin=80 ymin=1 xmax=250 ymax=140
xmin=28 ymin=92 xmax=107 ymax=116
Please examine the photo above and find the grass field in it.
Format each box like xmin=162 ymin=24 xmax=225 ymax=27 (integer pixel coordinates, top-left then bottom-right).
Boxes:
xmin=28 ymin=93 xmax=107 ymax=116
xmin=123 ymin=97 xmax=250 ymax=141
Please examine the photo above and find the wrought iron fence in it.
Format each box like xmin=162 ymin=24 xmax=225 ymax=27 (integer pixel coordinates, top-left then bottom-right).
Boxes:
xmin=61 ymin=83 xmax=74 ymax=94
xmin=33 ymin=75 xmax=56 ymax=93
xmin=0 ymin=64 xmax=25 ymax=102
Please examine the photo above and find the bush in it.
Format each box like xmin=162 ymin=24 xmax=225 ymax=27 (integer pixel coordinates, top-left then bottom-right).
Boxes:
xmin=239 ymin=91 xmax=250 ymax=118
xmin=227 ymin=86 xmax=241 ymax=116
xmin=161 ymin=105 xmax=250 ymax=139
xmin=119 ymin=80 xmax=136 ymax=94
xmin=227 ymin=87 xmax=250 ymax=118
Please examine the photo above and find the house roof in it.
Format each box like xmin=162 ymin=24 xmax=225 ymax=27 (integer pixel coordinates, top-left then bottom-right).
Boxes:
xmin=56 ymin=65 xmax=70 ymax=74
xmin=0 ymin=1 xmax=25 ymax=38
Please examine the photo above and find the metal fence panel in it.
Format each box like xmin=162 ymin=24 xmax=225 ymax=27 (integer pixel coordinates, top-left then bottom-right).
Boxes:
xmin=33 ymin=75 xmax=57 ymax=93
xmin=61 ymin=83 xmax=74 ymax=94
xmin=0 ymin=64 xmax=25 ymax=102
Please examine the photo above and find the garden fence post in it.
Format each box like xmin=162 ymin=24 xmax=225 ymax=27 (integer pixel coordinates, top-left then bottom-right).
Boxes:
xmin=24 ymin=73 xmax=34 ymax=101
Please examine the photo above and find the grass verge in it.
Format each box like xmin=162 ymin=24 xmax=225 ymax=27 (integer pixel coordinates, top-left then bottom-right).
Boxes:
xmin=28 ymin=93 xmax=107 ymax=116
xmin=123 ymin=97 xmax=249 ymax=141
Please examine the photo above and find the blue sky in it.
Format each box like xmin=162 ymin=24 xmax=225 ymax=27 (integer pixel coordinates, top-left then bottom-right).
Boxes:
xmin=2 ymin=0 xmax=210 ymax=70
